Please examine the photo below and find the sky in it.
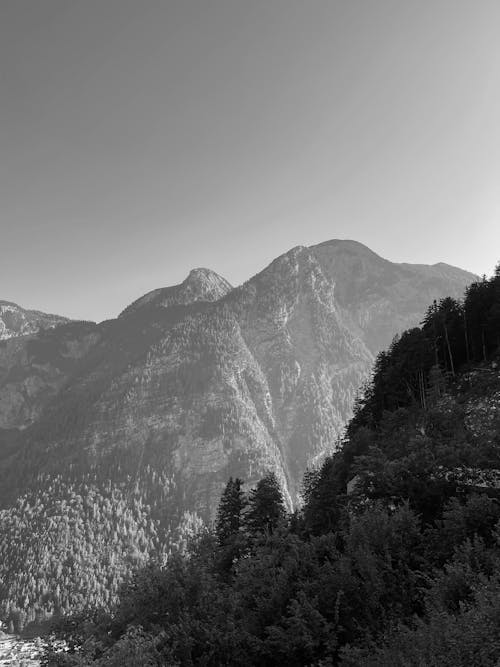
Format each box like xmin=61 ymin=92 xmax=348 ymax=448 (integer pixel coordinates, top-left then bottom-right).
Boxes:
xmin=1 ymin=0 xmax=499 ymax=322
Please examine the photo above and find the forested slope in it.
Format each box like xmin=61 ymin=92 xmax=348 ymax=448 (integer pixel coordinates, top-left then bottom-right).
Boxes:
xmin=0 ymin=242 xmax=475 ymax=626
xmin=41 ymin=266 xmax=500 ymax=665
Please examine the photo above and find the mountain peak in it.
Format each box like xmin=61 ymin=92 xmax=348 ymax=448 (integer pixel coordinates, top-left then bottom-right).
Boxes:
xmin=120 ymin=268 xmax=232 ymax=318
xmin=180 ymin=267 xmax=233 ymax=302
xmin=184 ymin=267 xmax=229 ymax=287
xmin=311 ymin=238 xmax=386 ymax=260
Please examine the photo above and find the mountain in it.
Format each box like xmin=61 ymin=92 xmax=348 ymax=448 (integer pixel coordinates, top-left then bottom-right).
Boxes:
xmin=119 ymin=267 xmax=233 ymax=317
xmin=0 ymin=240 xmax=477 ymax=620
xmin=310 ymin=240 xmax=478 ymax=353
xmin=39 ymin=266 xmax=500 ymax=666
xmin=0 ymin=301 xmax=69 ymax=341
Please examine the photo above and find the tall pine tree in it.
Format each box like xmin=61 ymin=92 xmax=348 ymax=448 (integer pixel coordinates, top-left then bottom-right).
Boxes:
xmin=215 ymin=477 xmax=247 ymax=546
xmin=245 ymin=472 xmax=285 ymax=536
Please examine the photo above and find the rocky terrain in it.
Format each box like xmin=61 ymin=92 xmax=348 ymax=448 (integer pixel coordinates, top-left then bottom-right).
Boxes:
xmin=0 ymin=302 xmax=69 ymax=341
xmin=0 ymin=631 xmax=41 ymax=666
xmin=34 ymin=265 xmax=500 ymax=666
xmin=0 ymin=240 xmax=477 ymax=621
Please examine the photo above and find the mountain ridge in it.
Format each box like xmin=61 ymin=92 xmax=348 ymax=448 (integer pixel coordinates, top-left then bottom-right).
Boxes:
xmin=0 ymin=301 xmax=70 ymax=341
xmin=0 ymin=240 xmax=477 ymax=506
xmin=0 ymin=239 xmax=479 ymax=619
xmin=2 ymin=241 xmax=477 ymax=328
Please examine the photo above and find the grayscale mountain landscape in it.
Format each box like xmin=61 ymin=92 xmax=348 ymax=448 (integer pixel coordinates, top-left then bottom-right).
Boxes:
xmin=0 ymin=240 xmax=476 ymax=621
xmin=2 ymin=1 xmax=499 ymax=663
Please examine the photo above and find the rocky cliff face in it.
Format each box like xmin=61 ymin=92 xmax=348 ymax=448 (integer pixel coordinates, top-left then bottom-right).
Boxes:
xmin=0 ymin=301 xmax=69 ymax=341
xmin=0 ymin=241 xmax=478 ymax=618
xmin=0 ymin=242 xmax=477 ymax=506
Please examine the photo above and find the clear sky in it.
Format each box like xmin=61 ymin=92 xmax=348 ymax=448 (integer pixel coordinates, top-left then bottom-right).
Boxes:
xmin=1 ymin=1 xmax=499 ymax=322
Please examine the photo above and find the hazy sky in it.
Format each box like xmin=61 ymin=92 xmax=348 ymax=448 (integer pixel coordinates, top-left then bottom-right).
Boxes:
xmin=1 ymin=1 xmax=499 ymax=322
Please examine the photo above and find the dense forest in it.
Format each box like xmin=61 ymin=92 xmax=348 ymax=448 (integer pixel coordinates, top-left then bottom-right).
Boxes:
xmin=35 ymin=265 xmax=500 ymax=664
xmin=0 ymin=467 xmax=207 ymax=630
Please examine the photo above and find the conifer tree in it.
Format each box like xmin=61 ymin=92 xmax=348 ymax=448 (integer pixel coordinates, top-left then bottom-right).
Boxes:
xmin=215 ymin=477 xmax=246 ymax=546
xmin=245 ymin=472 xmax=285 ymax=536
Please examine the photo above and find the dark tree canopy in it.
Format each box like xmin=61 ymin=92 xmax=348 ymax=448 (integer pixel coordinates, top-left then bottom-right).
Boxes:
xmin=215 ymin=477 xmax=247 ymax=546
xmin=245 ymin=472 xmax=286 ymax=536
xmin=41 ymin=264 xmax=500 ymax=666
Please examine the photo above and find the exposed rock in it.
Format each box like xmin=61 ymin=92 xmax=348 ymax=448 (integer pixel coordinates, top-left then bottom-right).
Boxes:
xmin=119 ymin=268 xmax=232 ymax=317
xmin=0 ymin=241 xmax=477 ymax=508
xmin=0 ymin=634 xmax=41 ymax=666
xmin=0 ymin=240 xmax=477 ymax=617
xmin=0 ymin=301 xmax=69 ymax=341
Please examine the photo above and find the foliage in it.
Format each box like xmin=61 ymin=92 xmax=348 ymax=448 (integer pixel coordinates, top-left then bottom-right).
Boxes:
xmin=36 ymin=261 xmax=500 ymax=665
xmin=245 ymin=472 xmax=286 ymax=536
xmin=0 ymin=467 xmax=195 ymax=630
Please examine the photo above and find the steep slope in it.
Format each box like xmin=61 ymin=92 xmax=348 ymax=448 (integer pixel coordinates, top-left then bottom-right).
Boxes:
xmin=0 ymin=321 xmax=99 ymax=432
xmin=226 ymin=245 xmax=374 ymax=487
xmin=0 ymin=241 xmax=478 ymax=620
xmin=0 ymin=301 xmax=69 ymax=341
xmin=0 ymin=243 xmax=477 ymax=506
xmin=310 ymin=240 xmax=477 ymax=353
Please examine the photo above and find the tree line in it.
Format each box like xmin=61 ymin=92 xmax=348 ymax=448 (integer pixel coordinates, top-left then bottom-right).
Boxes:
xmin=35 ymin=263 xmax=500 ymax=665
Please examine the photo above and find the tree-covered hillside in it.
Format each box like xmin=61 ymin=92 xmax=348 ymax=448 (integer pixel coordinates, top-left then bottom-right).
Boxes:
xmin=39 ymin=266 xmax=500 ymax=665
xmin=0 ymin=468 xmax=206 ymax=632
xmin=0 ymin=243 xmax=475 ymax=629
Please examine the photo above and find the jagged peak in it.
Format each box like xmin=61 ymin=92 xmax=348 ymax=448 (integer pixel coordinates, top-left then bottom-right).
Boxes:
xmin=183 ymin=267 xmax=231 ymax=288
xmin=179 ymin=267 xmax=233 ymax=302
xmin=186 ymin=267 xmax=216 ymax=277
xmin=119 ymin=268 xmax=232 ymax=318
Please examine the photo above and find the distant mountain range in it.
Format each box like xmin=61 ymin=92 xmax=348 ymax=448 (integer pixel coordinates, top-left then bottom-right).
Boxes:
xmin=0 ymin=240 xmax=477 ymax=618
xmin=0 ymin=301 xmax=68 ymax=341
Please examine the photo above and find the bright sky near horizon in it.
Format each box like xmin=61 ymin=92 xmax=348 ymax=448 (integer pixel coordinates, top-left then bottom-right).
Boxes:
xmin=1 ymin=0 xmax=499 ymax=322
